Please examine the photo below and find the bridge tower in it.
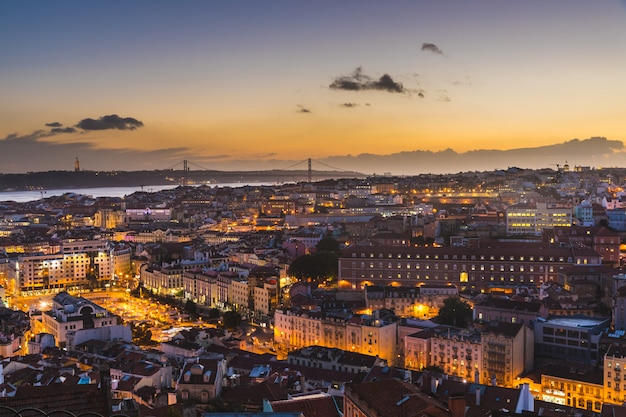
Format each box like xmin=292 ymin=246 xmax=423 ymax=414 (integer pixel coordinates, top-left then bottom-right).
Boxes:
xmin=183 ymin=159 xmax=188 ymax=186
xmin=308 ymin=158 xmax=312 ymax=183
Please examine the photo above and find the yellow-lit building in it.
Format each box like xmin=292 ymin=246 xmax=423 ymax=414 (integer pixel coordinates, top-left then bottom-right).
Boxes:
xmin=274 ymin=308 xmax=398 ymax=365
xmin=480 ymin=322 xmax=534 ymax=388
xmin=604 ymin=343 xmax=626 ymax=405
xmin=539 ymin=364 xmax=603 ymax=413
xmin=41 ymin=291 xmax=117 ymax=348
xmin=506 ymin=202 xmax=572 ymax=236
xmin=430 ymin=329 xmax=482 ymax=381
xmin=8 ymin=239 xmax=113 ymax=295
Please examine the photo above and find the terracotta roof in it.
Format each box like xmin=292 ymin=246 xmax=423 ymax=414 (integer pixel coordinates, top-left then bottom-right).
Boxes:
xmin=221 ymin=380 xmax=289 ymax=407
xmin=271 ymin=394 xmax=341 ymax=417
xmin=346 ymin=378 xmax=442 ymax=417
xmin=0 ymin=383 xmax=109 ymax=414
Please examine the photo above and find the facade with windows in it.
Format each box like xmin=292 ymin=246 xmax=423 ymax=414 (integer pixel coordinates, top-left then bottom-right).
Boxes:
xmin=8 ymin=239 xmax=113 ymax=295
xmin=604 ymin=343 xmax=626 ymax=405
xmin=534 ymin=316 xmax=610 ymax=366
xmin=506 ymin=203 xmax=572 ymax=236
xmin=539 ymin=364 xmax=603 ymax=412
xmin=274 ymin=308 xmax=398 ymax=365
xmin=338 ymin=245 xmax=601 ymax=290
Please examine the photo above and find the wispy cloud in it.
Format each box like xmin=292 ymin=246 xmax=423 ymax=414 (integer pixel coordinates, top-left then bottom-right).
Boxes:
xmin=421 ymin=42 xmax=444 ymax=55
xmin=330 ymin=67 xmax=406 ymax=94
xmin=296 ymin=105 xmax=311 ymax=113
xmin=340 ymin=103 xmax=358 ymax=108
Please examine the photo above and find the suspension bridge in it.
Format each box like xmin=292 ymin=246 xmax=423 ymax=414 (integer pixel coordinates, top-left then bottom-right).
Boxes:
xmin=164 ymin=158 xmax=353 ymax=186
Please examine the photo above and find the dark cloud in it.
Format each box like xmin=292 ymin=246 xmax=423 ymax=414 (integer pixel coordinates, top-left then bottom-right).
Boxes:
xmin=421 ymin=43 xmax=444 ymax=55
xmin=330 ymin=67 xmax=406 ymax=94
xmin=340 ymin=103 xmax=358 ymax=108
xmin=76 ymin=114 xmax=144 ymax=131
xmin=45 ymin=122 xmax=63 ymax=128
xmin=51 ymin=127 xmax=78 ymax=134
xmin=296 ymin=105 xmax=311 ymax=113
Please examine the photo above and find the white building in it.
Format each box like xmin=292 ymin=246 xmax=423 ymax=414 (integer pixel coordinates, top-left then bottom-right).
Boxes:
xmin=8 ymin=239 xmax=113 ymax=295
xmin=506 ymin=203 xmax=573 ymax=236
xmin=41 ymin=291 xmax=117 ymax=347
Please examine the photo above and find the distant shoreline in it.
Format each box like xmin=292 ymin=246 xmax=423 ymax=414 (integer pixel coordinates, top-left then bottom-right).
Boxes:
xmin=0 ymin=169 xmax=364 ymax=192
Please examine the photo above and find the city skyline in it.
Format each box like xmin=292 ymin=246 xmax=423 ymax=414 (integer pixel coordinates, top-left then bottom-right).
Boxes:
xmin=2 ymin=1 xmax=626 ymax=174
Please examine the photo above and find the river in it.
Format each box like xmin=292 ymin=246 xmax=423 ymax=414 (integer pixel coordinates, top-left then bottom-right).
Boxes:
xmin=0 ymin=182 xmax=277 ymax=203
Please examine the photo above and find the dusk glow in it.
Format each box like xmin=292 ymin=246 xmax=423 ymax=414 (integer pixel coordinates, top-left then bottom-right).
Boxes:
xmin=1 ymin=1 xmax=625 ymax=174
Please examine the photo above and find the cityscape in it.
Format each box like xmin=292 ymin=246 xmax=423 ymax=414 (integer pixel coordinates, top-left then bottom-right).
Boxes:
xmin=0 ymin=165 xmax=626 ymax=416
xmin=2 ymin=1 xmax=626 ymax=416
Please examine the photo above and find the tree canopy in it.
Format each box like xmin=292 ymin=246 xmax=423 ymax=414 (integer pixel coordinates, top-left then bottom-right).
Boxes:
xmin=316 ymin=236 xmax=341 ymax=254
xmin=287 ymin=251 xmax=338 ymax=282
xmin=435 ymin=297 xmax=473 ymax=328
xmin=222 ymin=310 xmax=242 ymax=329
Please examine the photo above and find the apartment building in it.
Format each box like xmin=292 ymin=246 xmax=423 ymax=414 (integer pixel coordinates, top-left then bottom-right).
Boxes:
xmin=339 ymin=244 xmax=602 ymax=290
xmin=274 ymin=308 xmax=398 ymax=365
xmin=404 ymin=328 xmax=435 ymax=371
xmin=430 ymin=329 xmax=482 ymax=382
xmin=8 ymin=239 xmax=113 ymax=295
xmin=230 ymin=277 xmax=249 ymax=311
xmin=480 ymin=322 xmax=533 ymax=388
xmin=182 ymin=270 xmax=217 ymax=307
xmin=142 ymin=259 xmax=213 ymax=296
xmin=506 ymin=202 xmax=572 ymax=236
xmin=253 ymin=280 xmax=277 ymax=317
xmin=287 ymin=345 xmax=387 ymax=374
xmin=365 ymin=285 xmax=457 ymax=319
xmin=603 ymin=342 xmax=626 ymax=405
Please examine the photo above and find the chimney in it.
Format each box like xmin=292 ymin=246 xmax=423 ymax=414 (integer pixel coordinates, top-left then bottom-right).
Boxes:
xmin=476 ymin=387 xmax=481 ymax=406
xmin=491 ymin=375 xmax=497 ymax=386
xmin=474 ymin=368 xmax=480 ymax=384
xmin=448 ymin=395 xmax=466 ymax=417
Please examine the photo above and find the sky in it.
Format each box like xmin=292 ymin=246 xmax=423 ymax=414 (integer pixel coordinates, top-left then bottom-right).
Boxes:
xmin=1 ymin=1 xmax=626 ymax=175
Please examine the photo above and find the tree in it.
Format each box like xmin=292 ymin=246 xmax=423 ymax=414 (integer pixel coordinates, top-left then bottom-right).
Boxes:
xmin=316 ymin=236 xmax=340 ymax=254
xmin=222 ymin=310 xmax=241 ymax=329
xmin=435 ymin=297 xmax=473 ymax=328
xmin=184 ymin=299 xmax=197 ymax=316
xmin=131 ymin=321 xmax=153 ymax=345
xmin=206 ymin=308 xmax=221 ymax=319
xmin=287 ymin=251 xmax=338 ymax=283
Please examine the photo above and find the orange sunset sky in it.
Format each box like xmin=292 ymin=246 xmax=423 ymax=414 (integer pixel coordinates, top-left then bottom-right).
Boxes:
xmin=1 ymin=1 xmax=626 ymax=174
